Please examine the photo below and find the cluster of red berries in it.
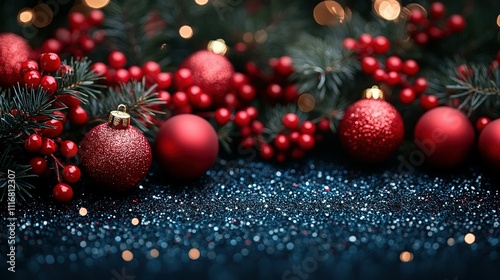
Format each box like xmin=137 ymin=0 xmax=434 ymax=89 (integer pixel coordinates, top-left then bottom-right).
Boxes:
xmin=21 ymin=53 xmax=60 ymax=94
xmin=41 ymin=10 xmax=105 ymax=58
xmin=406 ymin=2 xmax=466 ymax=46
xmin=342 ymin=34 xmax=391 ymax=58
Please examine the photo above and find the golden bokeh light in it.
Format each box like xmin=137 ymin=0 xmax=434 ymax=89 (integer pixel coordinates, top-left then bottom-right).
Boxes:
xmin=447 ymin=238 xmax=455 ymax=246
xmin=313 ymin=1 xmax=345 ymax=26
xmin=464 ymin=233 xmax=475 ymax=244
xmin=242 ymin=32 xmax=254 ymax=44
xmin=207 ymin=39 xmax=228 ymax=55
xmin=18 ymin=8 xmax=34 ymax=25
xmin=179 ymin=25 xmax=194 ymax=39
xmin=122 ymin=250 xmax=133 ymax=261
xmin=195 ymin=0 xmax=209 ymax=5
xmin=131 ymin=217 xmax=140 ymax=226
xmin=298 ymin=94 xmax=316 ymax=112
xmin=374 ymin=0 xmax=401 ymax=21
xmin=188 ymin=248 xmax=200 ymax=260
xmin=32 ymin=4 xmax=53 ymax=28
xmin=399 ymin=251 xmax=413 ymax=262
xmin=254 ymin=30 xmax=268 ymax=44
xmin=84 ymin=0 xmax=110 ymax=9
xmin=497 ymin=14 xmax=500 ymax=27
xmin=401 ymin=3 xmax=427 ymax=20
xmin=79 ymin=207 xmax=88 ymax=216
xmin=150 ymin=249 xmax=159 ymax=258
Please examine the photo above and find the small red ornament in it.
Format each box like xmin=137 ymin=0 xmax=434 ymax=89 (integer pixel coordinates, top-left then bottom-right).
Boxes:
xmin=478 ymin=119 xmax=500 ymax=172
xmin=178 ymin=50 xmax=234 ymax=106
xmin=0 ymin=33 xmax=33 ymax=88
xmin=155 ymin=114 xmax=219 ymax=180
xmin=414 ymin=107 xmax=474 ymax=168
xmin=53 ymin=183 xmax=73 ymax=203
xmin=79 ymin=105 xmax=152 ymax=191
xmin=339 ymin=86 xmax=404 ymax=163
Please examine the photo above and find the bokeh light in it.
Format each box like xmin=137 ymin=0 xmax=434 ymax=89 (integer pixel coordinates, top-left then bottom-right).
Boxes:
xmin=207 ymin=39 xmax=228 ymax=55
xmin=464 ymin=233 xmax=475 ymax=244
xmin=131 ymin=217 xmax=140 ymax=226
xmin=242 ymin=32 xmax=254 ymax=43
xmin=79 ymin=207 xmax=88 ymax=216
xmin=150 ymin=249 xmax=159 ymax=258
xmin=447 ymin=238 xmax=455 ymax=246
xmin=195 ymin=0 xmax=209 ymax=5
xmin=188 ymin=248 xmax=200 ymax=260
xmin=254 ymin=30 xmax=268 ymax=44
xmin=84 ymin=0 xmax=110 ymax=9
xmin=179 ymin=25 xmax=194 ymax=39
xmin=399 ymin=251 xmax=413 ymax=262
xmin=298 ymin=94 xmax=315 ymax=112
xmin=401 ymin=3 xmax=427 ymax=20
xmin=373 ymin=0 xmax=401 ymax=21
xmin=17 ymin=8 xmax=34 ymax=26
xmin=32 ymin=4 xmax=53 ymax=28
xmin=313 ymin=1 xmax=345 ymax=26
xmin=122 ymin=250 xmax=133 ymax=261
xmin=497 ymin=14 xmax=500 ymax=27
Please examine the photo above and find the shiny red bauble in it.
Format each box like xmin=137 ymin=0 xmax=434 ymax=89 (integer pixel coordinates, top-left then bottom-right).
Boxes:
xmin=478 ymin=119 xmax=500 ymax=172
xmin=414 ymin=107 xmax=474 ymax=168
xmin=155 ymin=114 xmax=219 ymax=180
xmin=339 ymin=98 xmax=404 ymax=163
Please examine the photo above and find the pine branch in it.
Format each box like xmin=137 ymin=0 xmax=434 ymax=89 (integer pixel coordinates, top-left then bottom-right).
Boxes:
xmin=0 ymin=148 xmax=35 ymax=203
xmin=263 ymin=104 xmax=308 ymax=140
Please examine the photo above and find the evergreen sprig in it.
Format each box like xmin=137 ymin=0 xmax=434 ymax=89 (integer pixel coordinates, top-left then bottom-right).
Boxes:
xmin=56 ymin=57 xmax=105 ymax=104
xmin=0 ymin=151 xmax=35 ymax=203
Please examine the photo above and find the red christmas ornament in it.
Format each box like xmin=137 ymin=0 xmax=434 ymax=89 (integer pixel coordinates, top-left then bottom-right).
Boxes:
xmin=414 ymin=107 xmax=474 ymax=168
xmin=155 ymin=114 xmax=219 ymax=180
xmin=339 ymin=86 xmax=404 ymax=163
xmin=79 ymin=105 xmax=152 ymax=191
xmin=0 ymin=33 xmax=33 ymax=88
xmin=478 ymin=119 xmax=500 ymax=172
xmin=178 ymin=50 xmax=234 ymax=106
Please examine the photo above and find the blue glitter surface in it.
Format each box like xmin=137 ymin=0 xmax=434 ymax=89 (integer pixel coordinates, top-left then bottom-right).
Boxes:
xmin=1 ymin=152 xmax=499 ymax=280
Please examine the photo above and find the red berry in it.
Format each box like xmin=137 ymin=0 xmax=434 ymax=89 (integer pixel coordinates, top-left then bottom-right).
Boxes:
xmin=172 ymin=91 xmax=189 ymax=108
xmin=372 ymin=69 xmax=387 ymax=83
xmin=39 ymin=53 xmax=61 ymax=72
xmin=108 ymin=51 xmax=127 ymax=69
xmin=372 ymin=36 xmax=390 ymax=54
xmin=21 ymin=60 xmax=39 ymax=74
xmin=60 ymin=140 xmax=78 ymax=158
xmin=42 ymin=39 xmax=62 ymax=54
xmin=53 ymin=110 xmax=66 ymax=124
xmin=39 ymin=138 xmax=57 ymax=156
xmin=266 ymin=83 xmax=282 ymax=100
xmin=55 ymin=28 xmax=71 ymax=45
xmin=274 ymin=134 xmax=290 ymax=151
xmin=282 ymin=113 xmax=300 ymax=130
xmin=289 ymin=131 xmax=300 ymax=143
xmin=357 ymin=33 xmax=373 ymax=50
xmin=234 ymin=111 xmax=251 ymax=127
xmin=291 ymin=148 xmax=305 ymax=160
xmin=476 ymin=117 xmax=491 ymax=132
xmin=259 ymin=144 xmax=274 ymax=160
xmin=79 ymin=36 xmax=95 ymax=53
xmin=342 ymin=37 xmax=357 ymax=51
xmin=232 ymin=72 xmax=248 ymax=89
xmin=245 ymin=106 xmax=258 ymax=119
xmin=225 ymin=93 xmax=239 ymax=109
xmin=143 ymin=60 xmax=161 ymax=77
xmin=91 ymin=62 xmax=108 ymax=76
xmin=447 ymin=14 xmax=466 ymax=32
xmin=276 ymin=152 xmax=287 ymax=163
xmin=114 ymin=69 xmax=131 ymax=83
xmin=275 ymin=56 xmax=294 ymax=76
xmin=317 ymin=118 xmax=330 ymax=132
xmin=409 ymin=9 xmax=426 ymax=25
xmin=385 ymin=56 xmax=403 ymax=72
xmin=41 ymin=119 xmax=63 ymax=138
xmin=29 ymin=157 xmax=47 ymax=175
xmin=238 ymin=84 xmax=256 ymax=101
xmin=56 ymin=94 xmax=81 ymax=108
xmin=240 ymin=137 xmax=255 ymax=149
xmin=157 ymin=90 xmax=171 ymax=104
xmin=62 ymin=165 xmax=81 ymax=183
xmin=419 ymin=94 xmax=439 ymax=110
xmin=457 ymin=64 xmax=472 ymax=80
xmin=240 ymin=126 xmax=252 ymax=138
xmin=128 ymin=65 xmax=143 ymax=80
xmin=284 ymin=84 xmax=299 ymax=103
xmin=399 ymin=88 xmax=416 ymax=104
xmin=413 ymin=77 xmax=428 ymax=94
xmin=24 ymin=134 xmax=43 ymax=152
xmin=68 ymin=106 xmax=88 ymax=126
xmin=53 ymin=183 xmax=73 ymax=203
xmin=68 ymin=12 xmax=86 ymax=30
xmin=156 ymin=72 xmax=172 ymax=89
xmin=87 ymin=9 xmax=105 ymax=26
xmin=251 ymin=120 xmax=264 ymax=135
xmin=41 ymin=75 xmax=58 ymax=94
xmin=92 ymin=30 xmax=106 ymax=44
xmin=402 ymin=59 xmax=419 ymax=76
xmin=385 ymin=71 xmax=401 ymax=86
xmin=427 ymin=26 xmax=443 ymax=40
xmin=430 ymin=2 xmax=446 ymax=19
xmin=300 ymin=121 xmax=316 ymax=135
xmin=24 ymin=71 xmax=41 ymax=89
xmin=298 ymin=134 xmax=315 ymax=150
xmin=234 ymin=42 xmax=247 ymax=53
xmin=187 ymin=85 xmax=202 ymax=101
xmin=193 ymin=93 xmax=211 ymax=109
xmin=361 ymin=57 xmax=379 ymax=74
xmin=174 ymin=68 xmax=193 ymax=90
xmin=413 ymin=32 xmax=429 ymax=45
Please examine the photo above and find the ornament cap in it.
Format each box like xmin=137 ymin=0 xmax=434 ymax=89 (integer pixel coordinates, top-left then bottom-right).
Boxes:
xmin=363 ymin=86 xmax=385 ymax=100
xmin=108 ymin=104 xmax=130 ymax=129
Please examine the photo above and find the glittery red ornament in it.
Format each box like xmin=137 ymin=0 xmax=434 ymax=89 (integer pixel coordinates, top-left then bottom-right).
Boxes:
xmin=339 ymin=86 xmax=404 ymax=163
xmin=79 ymin=105 xmax=152 ymax=191
xmin=178 ymin=50 xmax=234 ymax=106
xmin=155 ymin=114 xmax=219 ymax=180
xmin=414 ymin=107 xmax=474 ymax=168
xmin=0 ymin=33 xmax=32 ymax=88
xmin=478 ymin=119 xmax=500 ymax=172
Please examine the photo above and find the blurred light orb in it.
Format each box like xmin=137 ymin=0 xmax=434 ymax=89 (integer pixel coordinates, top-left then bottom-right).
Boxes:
xmin=17 ymin=8 xmax=34 ymax=26
xmin=195 ymin=0 xmax=209 ymax=5
xmin=298 ymin=94 xmax=315 ymax=112
xmin=313 ymin=1 xmax=345 ymax=26
xmin=374 ymin=0 xmax=401 ymax=21
xmin=179 ymin=25 xmax=194 ymax=39
xmin=207 ymin=39 xmax=228 ymax=55
xmin=33 ymin=4 xmax=53 ymax=28
xmin=84 ymin=0 xmax=110 ymax=9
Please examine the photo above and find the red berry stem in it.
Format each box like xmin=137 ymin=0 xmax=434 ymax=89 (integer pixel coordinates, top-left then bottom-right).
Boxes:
xmin=50 ymin=154 xmax=64 ymax=183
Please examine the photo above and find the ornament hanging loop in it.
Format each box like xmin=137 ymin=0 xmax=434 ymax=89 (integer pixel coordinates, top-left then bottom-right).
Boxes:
xmin=108 ymin=104 xmax=131 ymax=129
